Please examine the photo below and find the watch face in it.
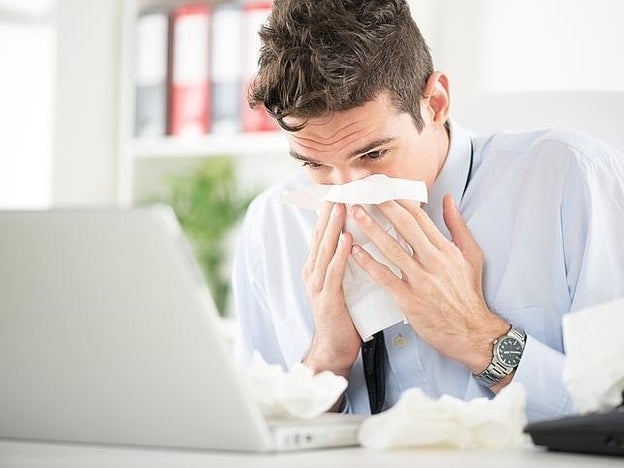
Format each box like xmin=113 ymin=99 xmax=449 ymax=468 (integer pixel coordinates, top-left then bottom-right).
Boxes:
xmin=496 ymin=337 xmax=523 ymax=367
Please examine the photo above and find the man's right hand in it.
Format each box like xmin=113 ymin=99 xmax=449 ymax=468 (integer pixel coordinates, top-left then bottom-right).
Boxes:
xmin=302 ymin=202 xmax=361 ymax=380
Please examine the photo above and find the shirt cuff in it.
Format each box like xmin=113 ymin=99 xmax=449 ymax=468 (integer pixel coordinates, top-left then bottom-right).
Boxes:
xmin=513 ymin=334 xmax=576 ymax=422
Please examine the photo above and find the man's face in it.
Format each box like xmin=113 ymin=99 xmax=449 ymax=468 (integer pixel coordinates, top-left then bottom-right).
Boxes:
xmin=285 ymin=91 xmax=448 ymax=190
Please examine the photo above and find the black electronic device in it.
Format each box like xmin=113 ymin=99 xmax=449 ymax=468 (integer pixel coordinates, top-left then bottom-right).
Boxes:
xmin=525 ymin=407 xmax=624 ymax=457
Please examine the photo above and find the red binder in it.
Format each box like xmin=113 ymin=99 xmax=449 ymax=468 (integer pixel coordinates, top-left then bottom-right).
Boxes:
xmin=241 ymin=0 xmax=277 ymax=132
xmin=169 ymin=3 xmax=211 ymax=137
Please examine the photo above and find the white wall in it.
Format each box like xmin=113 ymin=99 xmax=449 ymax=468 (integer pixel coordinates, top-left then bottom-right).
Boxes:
xmin=409 ymin=0 xmax=624 ymax=93
xmin=52 ymin=0 xmax=121 ymax=207
xmin=0 ymin=2 xmax=54 ymax=208
xmin=24 ymin=1 xmax=624 ymax=207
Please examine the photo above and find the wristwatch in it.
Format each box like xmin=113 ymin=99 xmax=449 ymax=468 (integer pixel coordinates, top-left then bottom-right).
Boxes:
xmin=473 ymin=325 xmax=526 ymax=387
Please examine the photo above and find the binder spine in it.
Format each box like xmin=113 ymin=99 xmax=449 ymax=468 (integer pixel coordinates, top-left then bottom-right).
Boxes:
xmin=169 ymin=3 xmax=212 ymax=137
xmin=134 ymin=8 xmax=170 ymax=138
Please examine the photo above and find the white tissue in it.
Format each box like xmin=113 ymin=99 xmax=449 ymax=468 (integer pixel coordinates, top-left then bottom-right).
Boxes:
xmin=246 ymin=353 xmax=348 ymax=419
xmin=562 ymin=298 xmax=624 ymax=413
xmin=282 ymin=174 xmax=428 ymax=341
xmin=281 ymin=174 xmax=427 ymax=209
xmin=358 ymin=383 xmax=528 ymax=450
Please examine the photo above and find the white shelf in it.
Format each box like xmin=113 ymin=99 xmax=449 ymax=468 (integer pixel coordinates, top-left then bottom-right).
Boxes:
xmin=117 ymin=0 xmax=289 ymax=205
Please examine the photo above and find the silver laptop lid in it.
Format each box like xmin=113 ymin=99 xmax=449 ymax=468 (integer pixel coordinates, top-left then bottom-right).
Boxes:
xmin=0 ymin=206 xmax=273 ymax=451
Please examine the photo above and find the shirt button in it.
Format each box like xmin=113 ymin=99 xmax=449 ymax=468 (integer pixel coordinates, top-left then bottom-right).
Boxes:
xmin=394 ymin=334 xmax=408 ymax=348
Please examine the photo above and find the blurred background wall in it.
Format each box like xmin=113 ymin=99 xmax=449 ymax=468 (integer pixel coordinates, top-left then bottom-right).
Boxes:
xmin=1 ymin=0 xmax=623 ymax=209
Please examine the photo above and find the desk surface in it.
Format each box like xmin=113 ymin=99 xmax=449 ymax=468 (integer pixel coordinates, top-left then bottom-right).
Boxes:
xmin=1 ymin=440 xmax=622 ymax=468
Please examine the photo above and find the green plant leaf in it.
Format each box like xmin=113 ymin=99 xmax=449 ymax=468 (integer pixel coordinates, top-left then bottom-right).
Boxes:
xmin=157 ymin=156 xmax=257 ymax=316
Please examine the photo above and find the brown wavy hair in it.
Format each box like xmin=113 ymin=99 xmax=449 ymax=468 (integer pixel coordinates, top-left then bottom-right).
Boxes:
xmin=248 ymin=0 xmax=433 ymax=132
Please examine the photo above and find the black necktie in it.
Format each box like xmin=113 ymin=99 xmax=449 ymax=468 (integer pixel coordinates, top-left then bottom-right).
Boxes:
xmin=361 ymin=330 xmax=386 ymax=414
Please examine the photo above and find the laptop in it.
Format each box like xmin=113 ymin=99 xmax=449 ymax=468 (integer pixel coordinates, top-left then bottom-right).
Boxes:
xmin=524 ymin=406 xmax=624 ymax=457
xmin=0 ymin=206 xmax=362 ymax=451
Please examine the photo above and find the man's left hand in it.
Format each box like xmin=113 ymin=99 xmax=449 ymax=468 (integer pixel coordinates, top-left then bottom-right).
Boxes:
xmin=350 ymin=194 xmax=509 ymax=375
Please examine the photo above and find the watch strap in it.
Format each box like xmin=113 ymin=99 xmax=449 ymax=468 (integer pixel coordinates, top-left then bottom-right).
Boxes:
xmin=473 ymin=325 xmax=526 ymax=387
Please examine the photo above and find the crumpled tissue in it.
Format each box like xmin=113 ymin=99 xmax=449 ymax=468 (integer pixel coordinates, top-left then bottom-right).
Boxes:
xmin=562 ymin=297 xmax=624 ymax=413
xmin=282 ymin=174 xmax=428 ymax=341
xmin=246 ymin=352 xmax=348 ymax=419
xmin=358 ymin=383 xmax=528 ymax=450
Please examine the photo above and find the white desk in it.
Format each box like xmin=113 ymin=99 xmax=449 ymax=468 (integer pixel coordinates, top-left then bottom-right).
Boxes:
xmin=1 ymin=440 xmax=622 ymax=468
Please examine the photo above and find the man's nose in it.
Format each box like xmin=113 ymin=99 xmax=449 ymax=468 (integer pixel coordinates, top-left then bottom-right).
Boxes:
xmin=328 ymin=167 xmax=371 ymax=185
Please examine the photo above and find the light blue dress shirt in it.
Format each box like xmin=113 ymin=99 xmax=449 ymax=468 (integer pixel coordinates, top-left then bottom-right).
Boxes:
xmin=232 ymin=122 xmax=624 ymax=422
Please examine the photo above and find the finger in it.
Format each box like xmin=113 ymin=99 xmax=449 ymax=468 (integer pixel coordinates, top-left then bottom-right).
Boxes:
xmin=351 ymin=243 xmax=407 ymax=293
xmin=376 ymin=200 xmax=444 ymax=260
xmin=350 ymin=205 xmax=419 ymax=275
xmin=324 ymin=231 xmax=353 ymax=294
xmin=442 ymin=194 xmax=483 ymax=271
xmin=313 ymin=203 xmax=346 ymax=273
xmin=393 ymin=199 xmax=452 ymax=251
xmin=307 ymin=202 xmax=333 ymax=266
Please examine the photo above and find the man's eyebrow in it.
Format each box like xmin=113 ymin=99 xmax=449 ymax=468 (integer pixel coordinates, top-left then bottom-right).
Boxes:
xmin=348 ymin=137 xmax=395 ymax=158
xmin=289 ymin=150 xmax=321 ymax=164
xmin=289 ymin=137 xmax=395 ymax=163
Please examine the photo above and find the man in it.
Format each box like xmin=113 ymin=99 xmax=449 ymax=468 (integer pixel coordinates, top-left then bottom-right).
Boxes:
xmin=232 ymin=0 xmax=624 ymax=422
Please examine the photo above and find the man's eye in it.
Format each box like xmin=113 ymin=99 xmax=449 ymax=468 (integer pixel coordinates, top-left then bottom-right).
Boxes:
xmin=302 ymin=161 xmax=323 ymax=169
xmin=362 ymin=150 xmax=387 ymax=161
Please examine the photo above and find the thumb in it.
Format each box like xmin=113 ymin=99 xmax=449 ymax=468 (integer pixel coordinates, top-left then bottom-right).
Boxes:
xmin=442 ymin=194 xmax=483 ymax=273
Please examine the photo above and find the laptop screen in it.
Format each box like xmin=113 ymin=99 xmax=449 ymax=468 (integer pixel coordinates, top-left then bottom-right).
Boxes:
xmin=0 ymin=207 xmax=274 ymax=450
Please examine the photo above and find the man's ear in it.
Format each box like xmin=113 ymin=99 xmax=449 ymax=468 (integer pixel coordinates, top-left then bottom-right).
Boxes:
xmin=421 ymin=72 xmax=450 ymax=128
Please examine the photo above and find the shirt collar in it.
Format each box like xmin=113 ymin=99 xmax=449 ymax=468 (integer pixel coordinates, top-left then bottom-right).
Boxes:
xmin=423 ymin=120 xmax=473 ymax=237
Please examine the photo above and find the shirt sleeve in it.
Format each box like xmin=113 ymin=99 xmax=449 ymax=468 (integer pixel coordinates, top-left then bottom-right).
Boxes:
xmin=512 ymin=335 xmax=574 ymax=421
xmin=515 ymin=142 xmax=624 ymax=421
xmin=231 ymin=200 xmax=288 ymax=370
xmin=562 ymin=145 xmax=624 ymax=311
